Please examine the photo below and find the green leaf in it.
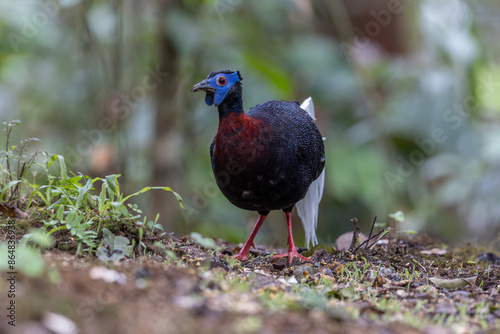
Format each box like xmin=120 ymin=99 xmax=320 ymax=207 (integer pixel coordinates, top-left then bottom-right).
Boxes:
xmin=122 ymin=186 xmax=184 ymax=209
xmin=75 ymin=178 xmax=93 ymax=209
xmin=44 ymin=183 xmax=52 ymax=205
xmin=22 ymin=229 xmax=54 ymax=248
xmin=389 ymin=211 xmax=405 ymax=223
xmin=17 ymin=244 xmax=46 ymax=277
xmin=163 ymin=248 xmax=177 ymax=260
xmin=105 ymin=174 xmax=120 ymax=196
xmin=327 ymin=286 xmax=356 ymax=300
xmin=113 ymin=236 xmax=133 ymax=256
xmin=47 ymin=197 xmax=65 ymax=211
xmin=66 ymin=210 xmax=84 ymax=228
xmin=27 ymin=188 xmax=44 ymax=209
xmin=190 ymin=232 xmax=217 ymax=249
xmin=97 ymin=228 xmax=133 ymax=263
xmin=98 ymin=184 xmax=107 ymax=215
xmin=153 ymin=224 xmax=164 ymax=231
xmin=0 ymin=180 xmax=22 ymax=199
xmin=96 ymin=246 xmax=120 ymax=262
xmin=48 ymin=154 xmax=68 ymax=181
xmin=102 ymin=228 xmax=114 ymax=244
xmin=139 ymin=227 xmax=144 ymax=241
xmin=111 ymin=202 xmax=130 ymax=217
xmin=0 ymin=242 xmax=45 ymax=277
xmin=47 ymin=224 xmax=66 ymax=235
xmin=56 ymin=204 xmax=65 ymax=221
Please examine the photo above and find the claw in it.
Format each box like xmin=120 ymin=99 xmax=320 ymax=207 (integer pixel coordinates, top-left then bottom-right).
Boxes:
xmin=272 ymin=249 xmax=311 ymax=264
xmin=231 ymin=252 xmax=250 ymax=261
xmin=272 ymin=211 xmax=311 ymax=264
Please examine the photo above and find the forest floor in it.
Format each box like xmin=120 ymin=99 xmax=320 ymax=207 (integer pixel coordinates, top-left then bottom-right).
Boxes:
xmin=1 ymin=225 xmax=500 ymax=334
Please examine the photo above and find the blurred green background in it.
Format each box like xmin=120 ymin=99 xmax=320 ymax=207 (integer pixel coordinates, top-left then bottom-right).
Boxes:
xmin=1 ymin=0 xmax=500 ymax=248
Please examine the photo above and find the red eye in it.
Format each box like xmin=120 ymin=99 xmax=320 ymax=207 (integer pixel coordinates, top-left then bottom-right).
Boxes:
xmin=217 ymin=76 xmax=227 ymax=86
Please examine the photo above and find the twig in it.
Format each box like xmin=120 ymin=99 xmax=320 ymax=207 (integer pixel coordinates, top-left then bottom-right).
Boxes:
xmin=5 ymin=123 xmax=13 ymax=184
xmin=353 ymin=227 xmax=391 ymax=254
xmin=348 ymin=217 xmax=360 ymax=252
xmin=364 ymin=216 xmax=377 ymax=250
xmin=147 ymin=232 xmax=174 ymax=241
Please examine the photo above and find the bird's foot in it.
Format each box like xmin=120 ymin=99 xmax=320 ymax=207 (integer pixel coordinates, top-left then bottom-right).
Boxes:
xmin=224 ymin=247 xmax=251 ymax=262
xmin=229 ymin=252 xmax=250 ymax=262
xmin=272 ymin=249 xmax=311 ymax=264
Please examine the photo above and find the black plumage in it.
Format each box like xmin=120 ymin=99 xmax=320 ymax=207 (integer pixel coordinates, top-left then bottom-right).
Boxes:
xmin=210 ymin=100 xmax=324 ymax=213
xmin=192 ymin=70 xmax=325 ymax=263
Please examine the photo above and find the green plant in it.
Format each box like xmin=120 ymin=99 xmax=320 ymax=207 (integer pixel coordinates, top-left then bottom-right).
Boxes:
xmin=0 ymin=120 xmax=41 ymax=206
xmin=224 ymin=254 xmax=240 ymax=267
xmin=0 ymin=228 xmax=53 ymax=277
xmin=339 ymin=261 xmax=372 ymax=283
xmin=136 ymin=213 xmax=164 ymax=238
xmin=22 ymin=153 xmax=183 ymax=256
xmin=259 ymin=290 xmax=299 ymax=312
xmin=96 ymin=228 xmax=134 ymax=263
xmin=190 ymin=232 xmax=223 ymax=251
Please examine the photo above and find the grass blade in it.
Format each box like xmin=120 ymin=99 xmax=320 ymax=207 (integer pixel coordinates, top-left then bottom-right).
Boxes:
xmin=122 ymin=186 xmax=184 ymax=208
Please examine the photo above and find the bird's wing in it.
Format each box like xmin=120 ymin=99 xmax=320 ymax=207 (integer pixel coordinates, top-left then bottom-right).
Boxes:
xmin=296 ymin=97 xmax=325 ymax=248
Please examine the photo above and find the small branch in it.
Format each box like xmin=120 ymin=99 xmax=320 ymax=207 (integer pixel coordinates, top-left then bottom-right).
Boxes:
xmin=364 ymin=216 xmax=377 ymax=250
xmin=353 ymin=227 xmax=391 ymax=254
xmin=348 ymin=217 xmax=360 ymax=252
xmin=5 ymin=123 xmax=13 ymax=184
xmin=147 ymin=236 xmax=164 ymax=240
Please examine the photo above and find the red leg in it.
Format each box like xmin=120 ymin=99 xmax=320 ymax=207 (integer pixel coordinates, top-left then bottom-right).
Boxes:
xmin=231 ymin=214 xmax=267 ymax=261
xmin=272 ymin=211 xmax=311 ymax=264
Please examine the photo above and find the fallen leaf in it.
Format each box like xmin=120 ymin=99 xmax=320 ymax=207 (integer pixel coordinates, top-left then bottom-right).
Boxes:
xmin=42 ymin=312 xmax=78 ymax=334
xmin=335 ymin=232 xmax=367 ymax=252
xmin=372 ymin=275 xmax=387 ymax=288
xmin=391 ymin=280 xmax=410 ymax=287
xmin=293 ymin=265 xmax=319 ymax=280
xmin=327 ymin=262 xmax=346 ymax=275
xmin=89 ymin=266 xmax=127 ymax=284
xmin=0 ymin=202 xmax=28 ymax=219
xmin=300 ymin=244 xmax=335 ymax=257
xmin=421 ymin=248 xmax=447 ymax=255
xmin=429 ymin=276 xmax=477 ymax=289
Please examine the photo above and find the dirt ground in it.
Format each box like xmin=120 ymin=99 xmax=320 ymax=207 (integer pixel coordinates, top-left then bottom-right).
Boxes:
xmin=1 ymin=231 xmax=500 ymax=334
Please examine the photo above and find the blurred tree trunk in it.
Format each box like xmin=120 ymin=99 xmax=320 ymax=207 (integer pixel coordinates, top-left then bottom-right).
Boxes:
xmin=150 ymin=0 xmax=183 ymax=230
xmin=340 ymin=0 xmax=408 ymax=55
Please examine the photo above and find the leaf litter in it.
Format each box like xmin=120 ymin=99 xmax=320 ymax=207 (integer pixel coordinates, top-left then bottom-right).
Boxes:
xmin=1 ymin=227 xmax=500 ymax=334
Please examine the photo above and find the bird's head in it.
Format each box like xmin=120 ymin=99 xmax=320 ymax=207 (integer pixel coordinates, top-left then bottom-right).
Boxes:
xmin=191 ymin=70 xmax=242 ymax=107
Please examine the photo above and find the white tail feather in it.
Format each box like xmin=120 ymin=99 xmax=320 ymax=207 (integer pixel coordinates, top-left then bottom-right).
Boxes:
xmin=296 ymin=97 xmax=325 ymax=248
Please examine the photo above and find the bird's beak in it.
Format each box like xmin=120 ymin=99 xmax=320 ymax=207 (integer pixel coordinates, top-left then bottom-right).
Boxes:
xmin=191 ymin=79 xmax=215 ymax=93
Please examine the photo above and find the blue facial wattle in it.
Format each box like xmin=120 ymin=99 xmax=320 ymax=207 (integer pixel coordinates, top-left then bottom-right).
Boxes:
xmin=208 ymin=72 xmax=241 ymax=107
xmin=205 ymin=93 xmax=214 ymax=106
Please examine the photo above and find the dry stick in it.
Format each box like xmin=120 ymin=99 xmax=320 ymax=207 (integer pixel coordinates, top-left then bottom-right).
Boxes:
xmin=353 ymin=227 xmax=391 ymax=254
xmin=147 ymin=236 xmax=164 ymax=240
xmin=348 ymin=217 xmax=360 ymax=252
xmin=364 ymin=216 xmax=377 ymax=250
xmin=4 ymin=124 xmax=13 ymax=184
xmin=147 ymin=232 xmax=175 ymax=240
